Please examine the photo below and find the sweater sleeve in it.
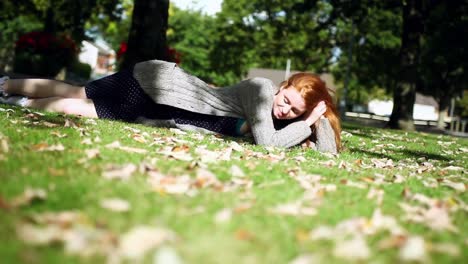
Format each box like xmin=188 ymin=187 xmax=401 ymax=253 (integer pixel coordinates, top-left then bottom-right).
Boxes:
xmin=238 ymin=78 xmax=312 ymax=148
xmin=315 ymin=118 xmax=338 ymax=154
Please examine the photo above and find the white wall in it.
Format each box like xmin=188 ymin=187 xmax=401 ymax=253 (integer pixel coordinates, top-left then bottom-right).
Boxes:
xmin=78 ymin=41 xmax=98 ymax=69
xmin=368 ymin=99 xmax=438 ymax=120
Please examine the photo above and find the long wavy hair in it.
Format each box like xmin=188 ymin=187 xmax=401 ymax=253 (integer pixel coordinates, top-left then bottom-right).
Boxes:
xmin=280 ymin=73 xmax=341 ymax=152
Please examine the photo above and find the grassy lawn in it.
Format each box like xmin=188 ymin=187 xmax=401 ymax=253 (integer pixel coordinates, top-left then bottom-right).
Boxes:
xmin=0 ymin=104 xmax=467 ymax=264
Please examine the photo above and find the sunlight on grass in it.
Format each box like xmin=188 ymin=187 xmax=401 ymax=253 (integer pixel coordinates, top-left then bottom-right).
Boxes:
xmin=0 ymin=104 xmax=467 ymax=263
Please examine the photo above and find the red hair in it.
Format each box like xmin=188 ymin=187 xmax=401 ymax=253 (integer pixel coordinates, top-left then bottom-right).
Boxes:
xmin=280 ymin=73 xmax=341 ymax=152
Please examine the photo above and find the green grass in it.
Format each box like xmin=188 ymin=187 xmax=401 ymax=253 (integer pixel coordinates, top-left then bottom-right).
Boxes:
xmin=0 ymin=104 xmax=467 ymax=264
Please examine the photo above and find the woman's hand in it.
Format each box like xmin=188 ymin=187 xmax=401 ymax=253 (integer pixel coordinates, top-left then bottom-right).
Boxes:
xmin=303 ymin=101 xmax=327 ymax=126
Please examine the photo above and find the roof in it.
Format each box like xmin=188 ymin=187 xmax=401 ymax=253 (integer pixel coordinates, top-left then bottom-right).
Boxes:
xmin=415 ymin=93 xmax=438 ymax=107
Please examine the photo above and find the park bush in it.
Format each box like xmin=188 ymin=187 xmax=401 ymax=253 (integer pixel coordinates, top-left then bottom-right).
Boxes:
xmin=13 ymin=31 xmax=78 ymax=77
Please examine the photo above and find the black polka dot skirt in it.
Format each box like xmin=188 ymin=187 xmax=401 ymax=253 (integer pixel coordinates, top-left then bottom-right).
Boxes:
xmin=85 ymin=70 xmax=242 ymax=136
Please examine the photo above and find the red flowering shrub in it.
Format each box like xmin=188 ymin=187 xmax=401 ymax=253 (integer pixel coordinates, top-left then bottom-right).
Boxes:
xmin=14 ymin=31 xmax=79 ymax=77
xmin=166 ymin=47 xmax=182 ymax=64
xmin=116 ymin=42 xmax=128 ymax=60
xmin=116 ymin=42 xmax=181 ymax=65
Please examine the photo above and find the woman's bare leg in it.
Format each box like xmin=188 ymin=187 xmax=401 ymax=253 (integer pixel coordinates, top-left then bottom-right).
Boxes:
xmin=5 ymin=79 xmax=87 ymax=99
xmin=26 ymin=97 xmax=98 ymax=118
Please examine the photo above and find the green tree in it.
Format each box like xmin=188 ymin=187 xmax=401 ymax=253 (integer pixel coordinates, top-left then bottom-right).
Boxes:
xmin=167 ymin=6 xmax=215 ymax=83
xmin=331 ymin=2 xmax=401 ymax=107
xmin=86 ymin=0 xmax=133 ymax=52
xmin=210 ymin=0 xmax=336 ymax=86
xmin=419 ymin=0 xmax=468 ymax=127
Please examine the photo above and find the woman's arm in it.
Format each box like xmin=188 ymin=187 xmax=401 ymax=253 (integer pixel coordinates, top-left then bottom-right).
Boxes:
xmin=238 ymin=78 xmax=312 ymax=148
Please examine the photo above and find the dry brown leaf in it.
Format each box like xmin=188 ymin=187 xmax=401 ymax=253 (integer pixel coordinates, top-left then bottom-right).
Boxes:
xmin=443 ymin=166 xmax=464 ymax=171
xmin=333 ymin=235 xmax=370 ymax=260
xmin=229 ymin=165 xmax=245 ymax=177
xmin=0 ymin=134 xmax=9 ymax=153
xmin=100 ymin=198 xmax=131 ymax=212
xmin=399 ymin=236 xmax=427 ymax=262
xmin=64 ymin=118 xmax=79 ymax=128
xmin=367 ymin=188 xmax=384 ymax=205
xmin=153 ymin=246 xmax=183 ymax=264
xmin=159 ymin=146 xmax=193 ymax=161
xmin=85 ymin=148 xmax=100 ymax=159
xmin=441 ymin=180 xmax=466 ymax=192
xmin=269 ymin=201 xmax=317 ymax=216
xmin=16 ymin=223 xmax=62 ymax=245
xmin=149 ymin=174 xmax=191 ymax=194
xmin=234 ymin=229 xmax=255 ymax=241
xmin=48 ymin=168 xmax=65 ymax=177
xmin=229 ymin=141 xmax=244 ymax=152
xmin=31 ymin=143 xmax=65 ymax=152
xmin=11 ymin=187 xmax=47 ymax=207
xmin=430 ymin=242 xmax=460 ymax=257
xmin=214 ymin=208 xmax=232 ymax=223
xmin=119 ymin=226 xmax=175 ymax=259
xmin=50 ymin=131 xmax=67 ymax=138
xmin=194 ymin=168 xmax=222 ymax=189
xmin=81 ymin=138 xmax=93 ymax=145
xmin=102 ymin=164 xmax=137 ymax=180
xmin=289 ymin=254 xmax=321 ymax=264
xmin=105 ymin=141 xmax=148 ymax=154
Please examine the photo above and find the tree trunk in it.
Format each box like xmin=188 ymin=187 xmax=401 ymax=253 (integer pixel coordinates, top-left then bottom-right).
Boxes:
xmin=387 ymin=0 xmax=424 ymax=130
xmin=437 ymin=93 xmax=450 ymax=129
xmin=121 ymin=0 xmax=169 ymax=69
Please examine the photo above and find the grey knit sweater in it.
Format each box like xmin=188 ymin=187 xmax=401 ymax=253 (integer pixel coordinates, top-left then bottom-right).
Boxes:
xmin=133 ymin=60 xmax=337 ymax=153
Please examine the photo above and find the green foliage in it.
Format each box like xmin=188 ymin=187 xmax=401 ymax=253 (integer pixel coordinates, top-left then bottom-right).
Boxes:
xmin=13 ymin=31 xmax=78 ymax=77
xmin=331 ymin=1 xmax=401 ymax=106
xmin=419 ymin=0 xmax=468 ymax=108
xmin=0 ymin=15 xmax=42 ymax=71
xmin=85 ymin=0 xmax=133 ymax=52
xmin=0 ymin=0 xmax=123 ymax=73
xmin=167 ymin=6 xmax=216 ymax=84
xmin=67 ymin=60 xmax=93 ymax=80
xmin=456 ymin=90 xmax=468 ymax=117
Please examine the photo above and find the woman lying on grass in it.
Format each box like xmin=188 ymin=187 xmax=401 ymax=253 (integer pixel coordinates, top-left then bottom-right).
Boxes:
xmin=0 ymin=60 xmax=341 ymax=153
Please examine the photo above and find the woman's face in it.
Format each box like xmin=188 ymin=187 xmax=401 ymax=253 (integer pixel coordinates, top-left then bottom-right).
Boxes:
xmin=272 ymin=87 xmax=307 ymax=120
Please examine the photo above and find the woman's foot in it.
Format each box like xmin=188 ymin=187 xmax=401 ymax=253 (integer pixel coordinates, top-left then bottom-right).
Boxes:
xmin=0 ymin=95 xmax=29 ymax=107
xmin=0 ymin=76 xmax=9 ymax=96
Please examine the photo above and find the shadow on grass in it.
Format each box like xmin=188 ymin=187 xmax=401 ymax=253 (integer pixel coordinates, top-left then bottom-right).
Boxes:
xmin=348 ymin=146 xmax=451 ymax=163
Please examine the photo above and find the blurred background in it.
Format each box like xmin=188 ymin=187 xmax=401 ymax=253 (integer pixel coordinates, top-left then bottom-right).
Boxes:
xmin=0 ymin=0 xmax=467 ymax=133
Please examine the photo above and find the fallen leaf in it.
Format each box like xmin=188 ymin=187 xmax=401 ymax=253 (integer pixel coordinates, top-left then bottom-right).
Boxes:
xmin=11 ymin=187 xmax=47 ymax=207
xmin=119 ymin=226 xmax=175 ymax=259
xmin=102 ymin=164 xmax=137 ymax=180
xmin=441 ymin=180 xmax=466 ymax=192
xmin=333 ymin=235 xmax=370 ymax=260
xmin=0 ymin=135 xmax=9 ymax=153
xmin=235 ymin=229 xmax=255 ymax=241
xmin=367 ymin=188 xmax=384 ymax=205
xmin=16 ymin=223 xmax=62 ymax=245
xmin=50 ymin=131 xmax=67 ymax=138
xmin=399 ymin=236 xmax=427 ymax=262
xmin=85 ymin=148 xmax=100 ymax=159
xmin=48 ymin=168 xmax=65 ymax=176
xmin=430 ymin=242 xmax=460 ymax=257
xmin=214 ymin=208 xmax=232 ymax=223
xmin=153 ymin=246 xmax=183 ymax=264
xmin=105 ymin=141 xmax=148 ymax=154
xmin=229 ymin=165 xmax=245 ymax=177
xmin=31 ymin=143 xmax=65 ymax=152
xmin=270 ymin=201 xmax=317 ymax=216
xmin=289 ymin=254 xmax=321 ymax=264
xmin=64 ymin=118 xmax=79 ymax=128
xmin=100 ymin=198 xmax=130 ymax=212
xmin=442 ymin=166 xmax=464 ymax=171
